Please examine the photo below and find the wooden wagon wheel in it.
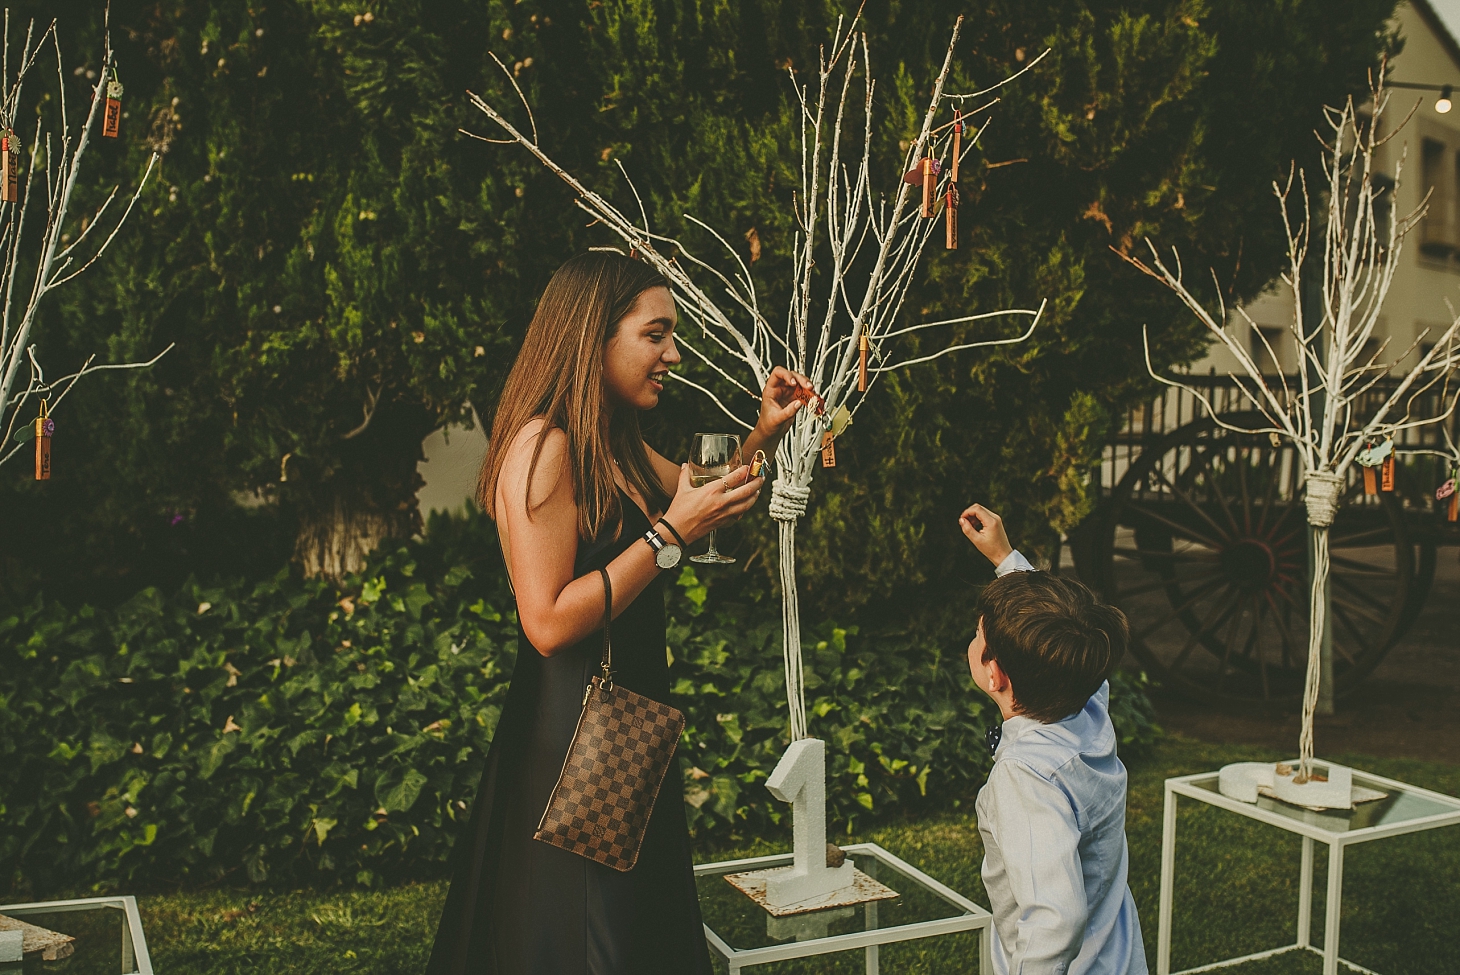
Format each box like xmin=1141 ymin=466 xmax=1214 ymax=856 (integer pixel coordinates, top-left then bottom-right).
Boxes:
xmin=1091 ymin=414 xmax=1425 ymax=706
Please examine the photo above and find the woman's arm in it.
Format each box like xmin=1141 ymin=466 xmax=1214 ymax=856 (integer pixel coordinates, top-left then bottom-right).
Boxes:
xmin=500 ymin=421 xmax=763 ymax=656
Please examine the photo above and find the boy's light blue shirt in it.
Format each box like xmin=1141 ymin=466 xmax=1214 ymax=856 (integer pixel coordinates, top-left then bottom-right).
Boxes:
xmin=977 ymin=550 xmax=1147 ymax=975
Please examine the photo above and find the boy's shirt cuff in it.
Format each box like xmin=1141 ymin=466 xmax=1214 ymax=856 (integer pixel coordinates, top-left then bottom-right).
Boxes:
xmin=994 ymin=549 xmax=1035 ymax=576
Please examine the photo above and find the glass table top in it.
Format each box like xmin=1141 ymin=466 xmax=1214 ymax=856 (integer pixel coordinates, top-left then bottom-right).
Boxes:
xmin=0 ymin=899 xmax=148 ymax=975
xmin=695 ymin=849 xmax=978 ymax=952
xmin=1183 ymin=771 xmax=1460 ymax=835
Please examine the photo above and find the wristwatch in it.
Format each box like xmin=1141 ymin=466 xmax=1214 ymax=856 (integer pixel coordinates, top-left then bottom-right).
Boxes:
xmin=642 ymin=517 xmax=688 ymax=570
xmin=642 ymin=528 xmax=681 ymax=569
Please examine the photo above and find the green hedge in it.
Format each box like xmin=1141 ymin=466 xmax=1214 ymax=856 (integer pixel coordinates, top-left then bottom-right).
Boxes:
xmin=0 ymin=514 xmax=1159 ymax=895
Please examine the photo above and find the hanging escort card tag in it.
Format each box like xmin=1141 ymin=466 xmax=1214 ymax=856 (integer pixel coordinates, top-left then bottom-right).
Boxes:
xmin=792 ymin=384 xmax=825 ymax=417
xmin=1439 ymin=473 xmax=1458 ymax=522
xmin=920 ymin=157 xmax=935 ymax=218
xmin=902 ymin=157 xmax=940 ymax=185
xmin=1356 ymin=437 xmax=1392 ymax=495
xmin=945 ymin=183 xmax=959 ymax=250
xmin=829 ymin=405 xmax=852 ymax=440
xmin=33 ymin=401 xmax=52 ymax=481
xmin=1 ymin=132 xmax=17 ymax=203
xmin=103 ymin=77 xmax=123 ymax=138
xmin=858 ymin=333 xmax=869 ymax=392
xmin=1356 ymin=438 xmax=1393 ymax=467
xmin=1380 ymin=453 xmax=1396 ymax=492
xmin=820 ymin=432 xmax=836 ymax=468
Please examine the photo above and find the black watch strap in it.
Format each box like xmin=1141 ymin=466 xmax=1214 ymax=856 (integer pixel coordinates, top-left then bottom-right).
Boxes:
xmin=655 ymin=517 xmax=687 ymax=549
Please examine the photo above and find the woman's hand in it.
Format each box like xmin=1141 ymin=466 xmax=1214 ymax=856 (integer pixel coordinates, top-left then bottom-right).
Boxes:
xmin=663 ymin=463 xmax=764 ymax=543
xmin=755 ymin=366 xmax=814 ymax=440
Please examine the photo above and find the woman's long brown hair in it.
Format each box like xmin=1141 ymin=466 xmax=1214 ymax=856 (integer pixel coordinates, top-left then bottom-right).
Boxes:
xmin=479 ymin=252 xmax=672 ymax=541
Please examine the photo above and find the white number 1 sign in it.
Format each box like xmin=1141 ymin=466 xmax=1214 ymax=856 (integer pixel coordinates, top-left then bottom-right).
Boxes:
xmin=764 ymin=737 xmax=857 ymax=907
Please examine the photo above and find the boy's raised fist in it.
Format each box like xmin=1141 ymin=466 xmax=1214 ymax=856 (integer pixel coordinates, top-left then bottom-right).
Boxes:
xmin=959 ymin=503 xmax=1013 ymax=568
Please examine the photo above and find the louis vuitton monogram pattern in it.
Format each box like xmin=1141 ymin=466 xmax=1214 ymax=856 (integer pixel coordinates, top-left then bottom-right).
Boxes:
xmin=533 ymin=677 xmax=685 ymax=872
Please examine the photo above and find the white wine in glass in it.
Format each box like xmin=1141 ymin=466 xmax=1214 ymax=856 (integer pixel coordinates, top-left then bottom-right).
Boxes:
xmin=689 ymin=433 xmax=742 ymax=565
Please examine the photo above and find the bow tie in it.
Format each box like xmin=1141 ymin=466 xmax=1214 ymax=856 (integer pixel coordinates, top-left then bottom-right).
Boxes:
xmin=986 ymin=724 xmax=1002 ymax=757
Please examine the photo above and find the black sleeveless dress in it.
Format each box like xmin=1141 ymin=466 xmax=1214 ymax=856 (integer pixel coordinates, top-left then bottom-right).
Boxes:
xmin=426 ymin=493 xmax=712 ymax=975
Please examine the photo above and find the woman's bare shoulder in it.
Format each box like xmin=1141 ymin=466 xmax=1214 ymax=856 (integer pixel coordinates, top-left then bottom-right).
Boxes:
xmin=500 ymin=418 xmax=570 ymax=511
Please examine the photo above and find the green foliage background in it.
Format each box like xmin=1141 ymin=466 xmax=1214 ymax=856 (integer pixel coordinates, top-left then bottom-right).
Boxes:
xmin=1 ymin=0 xmax=1399 ymax=611
xmin=0 ymin=0 xmax=1398 ymax=898
xmin=1 ymin=512 xmax=1158 ymax=895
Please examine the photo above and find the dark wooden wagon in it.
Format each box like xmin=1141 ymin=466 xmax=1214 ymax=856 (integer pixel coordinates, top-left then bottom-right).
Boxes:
xmin=1069 ymin=374 xmax=1459 ymax=707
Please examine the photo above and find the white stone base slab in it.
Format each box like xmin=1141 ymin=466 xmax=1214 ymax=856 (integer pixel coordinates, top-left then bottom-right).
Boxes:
xmin=1216 ymin=761 xmax=1387 ymax=811
xmin=725 ymin=865 xmax=899 ymax=917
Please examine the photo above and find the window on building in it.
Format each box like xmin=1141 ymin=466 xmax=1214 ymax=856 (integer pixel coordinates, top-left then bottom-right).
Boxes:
xmin=1421 ymin=139 xmax=1456 ymax=257
xmin=1250 ymin=325 xmax=1284 ymax=373
xmin=1371 ymin=174 xmax=1395 ymax=255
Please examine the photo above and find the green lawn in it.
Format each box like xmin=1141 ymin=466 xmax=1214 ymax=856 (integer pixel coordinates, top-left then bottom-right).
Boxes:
xmin=135 ymin=736 xmax=1460 ymax=974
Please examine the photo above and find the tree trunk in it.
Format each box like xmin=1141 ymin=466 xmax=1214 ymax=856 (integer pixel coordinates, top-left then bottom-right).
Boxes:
xmin=294 ymin=497 xmax=415 ymax=581
xmin=777 ymin=515 xmax=808 ymax=742
xmin=289 ymin=399 xmax=433 ymax=581
xmin=1299 ymin=523 xmax=1330 ymax=779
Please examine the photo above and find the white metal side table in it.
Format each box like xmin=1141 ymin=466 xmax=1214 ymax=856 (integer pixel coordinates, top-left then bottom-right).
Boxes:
xmin=1157 ymin=766 xmax=1460 ymax=975
xmin=0 ymin=896 xmax=152 ymax=974
xmin=696 ymin=842 xmax=992 ymax=974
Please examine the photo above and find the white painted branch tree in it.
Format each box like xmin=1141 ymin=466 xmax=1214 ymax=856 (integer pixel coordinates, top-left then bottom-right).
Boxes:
xmin=1122 ymin=78 xmax=1460 ymax=793
xmin=468 ymin=16 xmax=1044 ymax=745
xmin=0 ymin=9 xmax=169 ymax=470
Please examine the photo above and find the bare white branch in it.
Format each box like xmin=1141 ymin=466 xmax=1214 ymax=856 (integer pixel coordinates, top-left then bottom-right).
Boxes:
xmin=0 ymin=15 xmax=168 ymax=470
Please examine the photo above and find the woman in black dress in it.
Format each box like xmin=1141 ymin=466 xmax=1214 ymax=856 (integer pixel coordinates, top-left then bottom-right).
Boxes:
xmin=426 ymin=252 xmax=810 ymax=975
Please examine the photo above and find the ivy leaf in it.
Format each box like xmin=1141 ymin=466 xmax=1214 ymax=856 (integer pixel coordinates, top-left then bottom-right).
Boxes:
xmin=375 ymin=766 xmax=428 ymax=813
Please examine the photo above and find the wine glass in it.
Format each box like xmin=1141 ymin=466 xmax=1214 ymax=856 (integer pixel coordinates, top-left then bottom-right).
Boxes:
xmin=689 ymin=432 xmax=742 ymax=565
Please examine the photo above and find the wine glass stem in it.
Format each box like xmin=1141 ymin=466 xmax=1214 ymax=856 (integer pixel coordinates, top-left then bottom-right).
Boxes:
xmin=705 ymin=530 xmax=720 ymax=557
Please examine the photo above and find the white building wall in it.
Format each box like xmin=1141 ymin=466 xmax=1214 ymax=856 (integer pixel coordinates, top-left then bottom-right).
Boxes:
xmin=1202 ymin=1 xmax=1460 ymax=379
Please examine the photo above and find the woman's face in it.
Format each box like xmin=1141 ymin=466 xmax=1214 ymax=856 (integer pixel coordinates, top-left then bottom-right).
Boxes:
xmin=603 ymin=286 xmax=680 ymax=411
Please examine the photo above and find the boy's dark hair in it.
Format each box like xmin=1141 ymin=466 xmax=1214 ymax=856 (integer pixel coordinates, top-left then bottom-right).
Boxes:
xmin=978 ymin=572 xmax=1129 ymax=723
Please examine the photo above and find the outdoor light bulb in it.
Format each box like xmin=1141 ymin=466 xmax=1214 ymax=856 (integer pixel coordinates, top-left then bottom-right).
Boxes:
xmin=1437 ymin=85 xmax=1453 ymax=114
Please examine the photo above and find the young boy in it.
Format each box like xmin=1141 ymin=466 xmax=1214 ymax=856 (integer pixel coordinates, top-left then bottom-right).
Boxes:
xmin=958 ymin=502 xmax=1148 ymax=975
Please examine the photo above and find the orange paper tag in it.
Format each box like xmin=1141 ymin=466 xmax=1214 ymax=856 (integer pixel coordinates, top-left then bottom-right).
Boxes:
xmin=35 ymin=421 xmax=50 ymax=480
xmin=1380 ymin=455 xmax=1395 ymax=492
xmin=820 ymin=432 xmax=836 ymax=468
xmin=1 ymin=150 xmax=16 ymax=203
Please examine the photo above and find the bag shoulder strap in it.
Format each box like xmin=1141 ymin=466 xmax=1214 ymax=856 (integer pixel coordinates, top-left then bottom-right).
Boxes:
xmin=597 ymin=567 xmax=613 ymax=688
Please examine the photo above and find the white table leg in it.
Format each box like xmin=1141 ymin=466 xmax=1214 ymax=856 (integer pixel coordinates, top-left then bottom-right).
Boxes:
xmin=979 ymin=920 xmax=993 ymax=975
xmin=1323 ymin=841 xmax=1344 ymax=975
xmin=1297 ymin=835 xmax=1314 ymax=948
xmin=865 ymin=901 xmax=879 ymax=975
xmin=1157 ymin=784 xmax=1177 ymax=975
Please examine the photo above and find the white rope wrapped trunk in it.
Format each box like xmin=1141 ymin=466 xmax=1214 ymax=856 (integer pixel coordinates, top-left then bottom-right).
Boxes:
xmin=769 ymin=477 xmax=813 ymax=742
xmin=1297 ymin=471 xmax=1342 ymax=780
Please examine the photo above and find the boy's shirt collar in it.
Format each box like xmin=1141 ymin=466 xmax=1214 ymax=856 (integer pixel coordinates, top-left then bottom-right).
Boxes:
xmin=993 ymin=681 xmax=1114 ymax=763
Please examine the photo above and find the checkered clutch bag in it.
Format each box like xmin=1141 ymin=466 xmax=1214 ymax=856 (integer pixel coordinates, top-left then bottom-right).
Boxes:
xmin=534 ymin=567 xmax=685 ymax=872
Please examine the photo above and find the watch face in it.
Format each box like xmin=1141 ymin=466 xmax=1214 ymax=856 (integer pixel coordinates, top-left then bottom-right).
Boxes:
xmin=655 ymin=544 xmax=681 ymax=569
